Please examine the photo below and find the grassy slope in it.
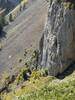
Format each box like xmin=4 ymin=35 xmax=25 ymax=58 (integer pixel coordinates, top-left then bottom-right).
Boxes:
xmin=1 ymin=67 xmax=75 ymax=100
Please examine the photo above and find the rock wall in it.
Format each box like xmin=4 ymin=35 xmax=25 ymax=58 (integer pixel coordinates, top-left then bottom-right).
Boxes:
xmin=39 ymin=0 xmax=75 ymax=76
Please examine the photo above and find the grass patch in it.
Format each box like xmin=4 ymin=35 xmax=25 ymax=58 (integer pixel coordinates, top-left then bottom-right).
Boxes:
xmin=1 ymin=67 xmax=75 ymax=100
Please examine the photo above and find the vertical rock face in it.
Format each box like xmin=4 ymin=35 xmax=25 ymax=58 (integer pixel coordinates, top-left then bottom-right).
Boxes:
xmin=39 ymin=0 xmax=75 ymax=76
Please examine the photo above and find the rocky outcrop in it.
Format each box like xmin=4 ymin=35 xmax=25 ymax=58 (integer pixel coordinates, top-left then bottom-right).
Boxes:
xmin=39 ymin=0 xmax=75 ymax=76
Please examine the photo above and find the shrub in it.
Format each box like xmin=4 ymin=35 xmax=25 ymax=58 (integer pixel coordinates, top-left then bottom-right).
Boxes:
xmin=0 ymin=14 xmax=6 ymax=26
xmin=9 ymin=14 xmax=13 ymax=22
xmin=31 ymin=70 xmax=41 ymax=79
xmin=31 ymin=69 xmax=48 ymax=79
xmin=0 ymin=24 xmax=3 ymax=32
xmin=0 ymin=14 xmax=8 ymax=33
xmin=16 ymin=67 xmax=31 ymax=84
xmin=63 ymin=1 xmax=75 ymax=9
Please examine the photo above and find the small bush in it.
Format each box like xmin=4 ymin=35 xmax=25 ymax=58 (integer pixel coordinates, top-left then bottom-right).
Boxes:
xmin=0 ymin=25 xmax=3 ymax=32
xmin=9 ymin=14 xmax=13 ymax=22
xmin=31 ymin=70 xmax=41 ymax=79
xmin=31 ymin=69 xmax=48 ymax=79
xmin=41 ymin=68 xmax=48 ymax=77
xmin=0 ymin=43 xmax=3 ymax=51
xmin=63 ymin=2 xmax=75 ymax=9
xmin=16 ymin=67 xmax=31 ymax=85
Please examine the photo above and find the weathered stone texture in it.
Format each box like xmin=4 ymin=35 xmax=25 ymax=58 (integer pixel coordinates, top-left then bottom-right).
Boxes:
xmin=39 ymin=0 xmax=75 ymax=76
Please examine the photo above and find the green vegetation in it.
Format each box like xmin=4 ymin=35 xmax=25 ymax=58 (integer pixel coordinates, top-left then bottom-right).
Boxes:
xmin=31 ymin=68 xmax=49 ymax=79
xmin=0 ymin=15 xmax=5 ymax=31
xmin=56 ymin=0 xmax=75 ymax=10
xmin=1 ymin=66 xmax=75 ymax=100
xmin=16 ymin=67 xmax=31 ymax=85
xmin=0 ymin=67 xmax=55 ymax=100
xmin=16 ymin=78 xmax=75 ymax=100
xmin=0 ymin=14 xmax=7 ymax=32
xmin=63 ymin=2 xmax=75 ymax=9
xmin=0 ymin=43 xmax=3 ymax=50
xmin=0 ymin=0 xmax=75 ymax=99
xmin=9 ymin=14 xmax=13 ymax=22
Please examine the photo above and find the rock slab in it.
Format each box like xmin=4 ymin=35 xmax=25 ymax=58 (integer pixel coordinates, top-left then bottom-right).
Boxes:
xmin=39 ymin=0 xmax=75 ymax=76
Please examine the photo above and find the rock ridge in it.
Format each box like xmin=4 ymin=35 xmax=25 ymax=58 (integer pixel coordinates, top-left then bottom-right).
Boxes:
xmin=39 ymin=0 xmax=75 ymax=76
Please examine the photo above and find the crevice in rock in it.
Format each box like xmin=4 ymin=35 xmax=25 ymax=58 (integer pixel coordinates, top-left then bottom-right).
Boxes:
xmin=56 ymin=61 xmax=75 ymax=79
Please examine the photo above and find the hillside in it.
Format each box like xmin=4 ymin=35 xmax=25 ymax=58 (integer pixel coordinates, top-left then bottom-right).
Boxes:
xmin=0 ymin=64 xmax=75 ymax=100
xmin=0 ymin=0 xmax=49 ymax=76
xmin=0 ymin=0 xmax=75 ymax=100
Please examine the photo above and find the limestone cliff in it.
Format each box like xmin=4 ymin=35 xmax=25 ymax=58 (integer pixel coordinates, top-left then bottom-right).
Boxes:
xmin=39 ymin=0 xmax=75 ymax=76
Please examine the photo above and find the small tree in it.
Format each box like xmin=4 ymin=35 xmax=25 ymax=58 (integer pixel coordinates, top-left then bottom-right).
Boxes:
xmin=0 ymin=25 xmax=3 ymax=33
xmin=9 ymin=14 xmax=13 ymax=22
xmin=0 ymin=15 xmax=5 ymax=32
xmin=0 ymin=15 xmax=5 ymax=25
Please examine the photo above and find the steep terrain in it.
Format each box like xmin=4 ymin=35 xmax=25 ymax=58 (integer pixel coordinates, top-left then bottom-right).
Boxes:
xmin=0 ymin=0 xmax=49 ymax=75
xmin=39 ymin=0 xmax=75 ymax=76
xmin=1 ymin=62 xmax=75 ymax=100
xmin=0 ymin=0 xmax=75 ymax=100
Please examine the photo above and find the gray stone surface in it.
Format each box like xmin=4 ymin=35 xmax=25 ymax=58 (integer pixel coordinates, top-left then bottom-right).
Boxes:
xmin=39 ymin=0 xmax=75 ymax=76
